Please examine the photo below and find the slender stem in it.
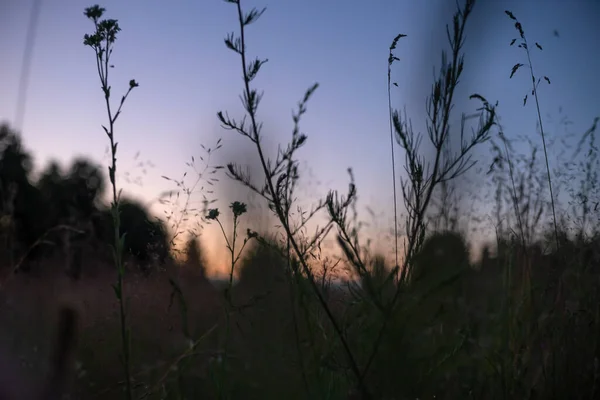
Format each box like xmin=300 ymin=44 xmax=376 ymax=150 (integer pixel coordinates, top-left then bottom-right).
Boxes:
xmin=524 ymin=42 xmax=559 ymax=253
xmin=108 ymin=84 xmax=133 ymax=400
xmin=230 ymin=217 xmax=237 ymax=292
xmin=387 ymin=51 xmax=400 ymax=276
xmin=215 ymin=212 xmax=241 ymax=399
xmin=170 ymin=156 xmax=212 ymax=248
xmin=497 ymin=118 xmax=526 ymax=248
xmin=87 ymin=17 xmax=133 ymax=398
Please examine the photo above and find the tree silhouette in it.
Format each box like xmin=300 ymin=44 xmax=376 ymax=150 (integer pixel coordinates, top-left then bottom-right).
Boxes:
xmin=65 ymin=157 xmax=106 ymax=220
xmin=32 ymin=157 xmax=108 ymax=274
xmin=411 ymin=230 xmax=471 ymax=288
xmin=358 ymin=253 xmax=396 ymax=306
xmin=0 ymin=124 xmax=33 ymax=186
xmin=237 ymin=234 xmax=288 ymax=292
xmin=0 ymin=123 xmax=46 ymax=263
xmin=409 ymin=230 xmax=472 ymax=338
xmin=0 ymin=123 xmax=171 ymax=274
xmin=99 ymin=199 xmax=170 ymax=271
xmin=182 ymin=234 xmax=207 ymax=278
xmin=36 ymin=161 xmax=71 ymax=254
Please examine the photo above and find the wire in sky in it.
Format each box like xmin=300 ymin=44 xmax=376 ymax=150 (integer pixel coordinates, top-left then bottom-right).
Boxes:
xmin=14 ymin=0 xmax=42 ymax=132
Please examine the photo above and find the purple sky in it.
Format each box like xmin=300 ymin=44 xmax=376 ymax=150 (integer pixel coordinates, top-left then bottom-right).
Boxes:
xmin=1 ymin=0 xmax=599 ymax=274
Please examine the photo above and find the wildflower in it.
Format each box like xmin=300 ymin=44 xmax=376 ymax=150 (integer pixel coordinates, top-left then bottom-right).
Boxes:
xmin=207 ymin=208 xmax=220 ymax=220
xmin=230 ymin=201 xmax=247 ymax=217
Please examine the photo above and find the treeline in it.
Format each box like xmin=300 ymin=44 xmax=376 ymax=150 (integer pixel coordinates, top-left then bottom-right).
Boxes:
xmin=0 ymin=122 xmax=172 ymax=274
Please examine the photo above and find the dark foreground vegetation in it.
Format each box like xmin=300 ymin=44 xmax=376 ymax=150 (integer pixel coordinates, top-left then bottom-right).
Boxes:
xmin=1 ymin=0 xmax=599 ymax=399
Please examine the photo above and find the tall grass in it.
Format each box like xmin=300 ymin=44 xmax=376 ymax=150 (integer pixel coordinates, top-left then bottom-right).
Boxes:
xmin=216 ymin=0 xmax=371 ymax=395
xmin=505 ymin=10 xmax=560 ymax=252
xmin=2 ymin=0 xmax=600 ymax=399
xmin=83 ymin=6 xmax=139 ymax=398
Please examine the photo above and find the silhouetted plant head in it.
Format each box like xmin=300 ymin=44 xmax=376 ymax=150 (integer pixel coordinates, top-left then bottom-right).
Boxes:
xmin=505 ymin=9 xmax=551 ymax=108
xmin=230 ymin=201 xmax=247 ymax=217
xmin=206 ymin=208 xmax=220 ymax=220
xmin=83 ymin=5 xmax=120 ymax=46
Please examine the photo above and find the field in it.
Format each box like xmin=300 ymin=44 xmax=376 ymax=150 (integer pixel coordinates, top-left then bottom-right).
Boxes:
xmin=1 ymin=0 xmax=599 ymax=399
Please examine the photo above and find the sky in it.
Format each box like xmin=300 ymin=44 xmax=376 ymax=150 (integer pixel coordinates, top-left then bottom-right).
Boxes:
xmin=1 ymin=0 xmax=599 ymax=275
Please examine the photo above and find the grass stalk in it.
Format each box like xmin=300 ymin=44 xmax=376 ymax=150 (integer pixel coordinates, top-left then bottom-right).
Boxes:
xmin=387 ymin=34 xmax=406 ymax=276
xmin=83 ymin=6 xmax=139 ymax=398
xmin=218 ymin=0 xmax=370 ymax=396
xmin=505 ymin=10 xmax=559 ymax=251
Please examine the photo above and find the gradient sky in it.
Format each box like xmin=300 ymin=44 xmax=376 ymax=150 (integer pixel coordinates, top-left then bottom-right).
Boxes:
xmin=1 ymin=0 xmax=599 ymax=274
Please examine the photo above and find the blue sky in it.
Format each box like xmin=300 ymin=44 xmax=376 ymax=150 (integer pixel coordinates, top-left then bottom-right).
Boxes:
xmin=1 ymin=0 xmax=599 ymax=273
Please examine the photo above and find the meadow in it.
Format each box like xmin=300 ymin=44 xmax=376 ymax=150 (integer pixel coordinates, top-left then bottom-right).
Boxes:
xmin=1 ymin=0 xmax=599 ymax=399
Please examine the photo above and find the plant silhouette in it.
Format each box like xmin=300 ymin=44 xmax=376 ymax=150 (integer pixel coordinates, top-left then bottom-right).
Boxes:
xmin=1 ymin=1 xmax=600 ymax=399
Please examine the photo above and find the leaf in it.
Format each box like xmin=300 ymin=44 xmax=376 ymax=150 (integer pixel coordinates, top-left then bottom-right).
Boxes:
xmin=523 ymin=94 xmax=528 ymax=106
xmin=544 ymin=76 xmax=551 ymax=84
xmin=515 ymin=22 xmax=524 ymax=39
xmin=535 ymin=42 xmax=543 ymax=50
xmin=389 ymin=33 xmax=407 ymax=51
xmin=510 ymin=63 xmax=524 ymax=79
xmin=243 ymin=7 xmax=266 ymax=26
xmin=393 ymin=82 xmax=398 ymax=87
xmin=505 ymin=10 xmax=517 ymax=20
xmin=469 ymin=93 xmax=488 ymax=105
xmin=510 ymin=38 xmax=517 ymax=46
